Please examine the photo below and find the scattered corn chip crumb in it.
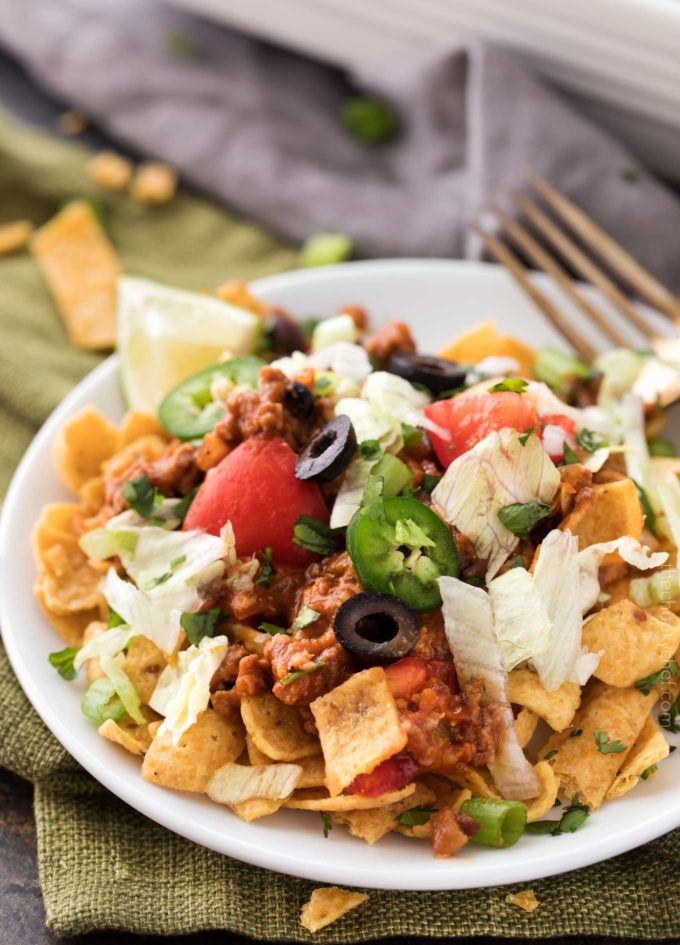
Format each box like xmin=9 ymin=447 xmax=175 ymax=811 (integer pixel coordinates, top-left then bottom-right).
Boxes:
xmin=88 ymin=151 xmax=133 ymax=191
xmin=505 ymin=890 xmax=539 ymax=913
xmin=130 ymin=162 xmax=177 ymax=204
xmin=300 ymin=887 xmax=368 ymax=933
xmin=57 ymin=110 xmax=87 ymax=135
xmin=0 ymin=220 xmax=33 ymax=257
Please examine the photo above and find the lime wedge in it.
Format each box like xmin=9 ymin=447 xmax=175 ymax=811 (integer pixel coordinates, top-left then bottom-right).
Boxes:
xmin=117 ymin=276 xmax=261 ymax=412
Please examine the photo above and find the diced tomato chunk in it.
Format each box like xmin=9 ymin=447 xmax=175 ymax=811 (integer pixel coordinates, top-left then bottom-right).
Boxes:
xmin=539 ymin=413 xmax=577 ymax=463
xmin=384 ymin=656 xmax=454 ymax=700
xmin=424 ymin=392 xmax=538 ymax=467
xmin=183 ymin=436 xmax=329 ymax=566
xmin=540 ymin=413 xmax=576 ymax=435
xmin=345 ymin=752 xmax=420 ymax=797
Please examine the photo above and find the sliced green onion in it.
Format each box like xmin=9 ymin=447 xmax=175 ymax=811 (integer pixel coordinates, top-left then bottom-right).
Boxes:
xmin=630 ymin=568 xmax=680 ymax=607
xmin=81 ymin=677 xmax=126 ymax=726
xmin=534 ymin=347 xmax=591 ymax=393
xmin=339 ymin=96 xmax=398 ymax=145
xmin=460 ymin=798 xmax=527 ymax=848
xmin=372 ymin=453 xmax=411 ymax=498
xmin=299 ymin=233 xmax=352 ymax=268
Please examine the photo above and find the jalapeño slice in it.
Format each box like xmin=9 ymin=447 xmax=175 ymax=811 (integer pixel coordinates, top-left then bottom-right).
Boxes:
xmin=158 ymin=356 xmax=264 ymax=440
xmin=347 ymin=494 xmax=458 ymax=612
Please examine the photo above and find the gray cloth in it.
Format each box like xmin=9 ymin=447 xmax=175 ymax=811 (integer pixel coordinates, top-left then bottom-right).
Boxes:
xmin=1 ymin=0 xmax=680 ymax=288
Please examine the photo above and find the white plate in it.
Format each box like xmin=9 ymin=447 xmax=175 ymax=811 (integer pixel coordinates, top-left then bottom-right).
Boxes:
xmin=2 ymin=260 xmax=678 ymax=891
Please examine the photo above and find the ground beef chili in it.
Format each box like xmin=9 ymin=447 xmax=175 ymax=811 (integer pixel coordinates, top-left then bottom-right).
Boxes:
xmin=221 ymin=564 xmax=305 ymax=622
xmin=104 ymin=440 xmax=202 ymax=516
xmin=430 ymin=809 xmax=480 ymax=858
xmin=266 ymin=627 xmax=355 ymax=705
xmin=363 ymin=320 xmax=416 ymax=367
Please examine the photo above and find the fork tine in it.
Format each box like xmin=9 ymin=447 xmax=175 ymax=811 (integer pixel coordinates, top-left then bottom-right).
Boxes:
xmin=469 ymin=218 xmax=596 ymax=361
xmin=508 ymin=188 xmax=655 ymax=340
xmin=525 ymin=170 xmax=680 ymax=322
xmin=490 ymin=202 xmax=630 ymax=349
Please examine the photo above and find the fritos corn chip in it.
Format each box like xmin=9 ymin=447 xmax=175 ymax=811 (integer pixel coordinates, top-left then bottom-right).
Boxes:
xmin=141 ymin=708 xmax=245 ymax=792
xmin=508 ymin=669 xmax=581 ymax=732
xmin=300 ymin=887 xmax=368 ymax=933
xmin=0 ymin=219 xmax=33 ymax=256
xmin=560 ymin=479 xmax=643 ymax=562
xmin=506 ymin=890 xmax=539 ymax=913
xmin=540 ymin=682 xmax=657 ymax=809
xmin=98 ymin=718 xmax=150 ymax=756
xmin=311 ymin=667 xmax=407 ymax=797
xmin=524 ymin=762 xmax=560 ymax=823
xmin=31 ymin=200 xmax=121 ymax=349
xmin=285 ymin=784 xmax=415 ymax=811
xmin=583 ymin=599 xmax=680 ymax=688
xmin=606 ymin=716 xmax=669 ymax=800
xmin=53 ymin=408 xmax=119 ymax=493
xmin=333 ymin=783 xmax=437 ymax=845
xmin=439 ymin=320 xmax=535 ymax=376
xmin=241 ymin=692 xmax=320 ymax=761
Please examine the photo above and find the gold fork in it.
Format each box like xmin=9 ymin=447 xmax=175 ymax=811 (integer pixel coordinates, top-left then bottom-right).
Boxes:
xmin=469 ymin=170 xmax=680 ymax=405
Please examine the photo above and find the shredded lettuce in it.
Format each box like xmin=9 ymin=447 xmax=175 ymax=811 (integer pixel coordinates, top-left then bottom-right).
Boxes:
xmin=438 ymin=576 xmax=540 ymax=800
xmin=79 ymin=528 xmax=139 ymax=561
xmin=73 ymin=624 xmax=136 ymax=673
xmin=361 ymin=371 xmax=436 ymax=431
xmin=206 ymin=762 xmax=302 ymax=805
xmin=595 ymin=347 xmax=645 ymax=402
xmin=488 ymin=568 xmax=551 ymax=670
xmin=149 ymin=635 xmax=229 ymax=743
xmin=100 ymin=652 xmax=145 ymax=724
xmin=335 ymin=397 xmax=404 ymax=454
xmin=432 ymin=429 xmax=560 ymax=580
xmin=330 ymin=457 xmax=378 ymax=529
xmin=577 ymin=535 xmax=668 ymax=614
xmin=271 ymin=342 xmax=371 ymax=388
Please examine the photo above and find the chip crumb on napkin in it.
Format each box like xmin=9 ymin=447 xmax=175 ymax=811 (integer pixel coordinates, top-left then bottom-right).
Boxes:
xmin=0 ymin=220 xmax=33 ymax=256
xmin=505 ymin=890 xmax=539 ymax=913
xmin=300 ymin=887 xmax=369 ymax=932
xmin=88 ymin=151 xmax=133 ymax=191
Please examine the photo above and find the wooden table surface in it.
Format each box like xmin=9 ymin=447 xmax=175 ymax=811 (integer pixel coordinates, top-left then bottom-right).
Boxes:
xmin=0 ymin=40 xmax=671 ymax=945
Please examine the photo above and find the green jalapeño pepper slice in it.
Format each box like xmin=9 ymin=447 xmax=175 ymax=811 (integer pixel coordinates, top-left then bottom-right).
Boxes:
xmin=158 ymin=356 xmax=265 ymax=440
xmin=347 ymin=486 xmax=458 ymax=612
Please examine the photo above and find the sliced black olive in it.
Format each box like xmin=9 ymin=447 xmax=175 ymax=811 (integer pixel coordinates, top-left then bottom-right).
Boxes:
xmin=283 ymin=381 xmax=316 ymax=420
xmin=388 ymin=352 xmax=468 ymax=394
xmin=267 ymin=312 xmax=308 ymax=356
xmin=295 ymin=415 xmax=357 ymax=482
xmin=333 ymin=592 xmax=419 ymax=664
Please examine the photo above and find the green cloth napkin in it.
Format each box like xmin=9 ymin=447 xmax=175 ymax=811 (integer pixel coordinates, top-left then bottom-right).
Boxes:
xmin=0 ymin=112 xmax=678 ymax=941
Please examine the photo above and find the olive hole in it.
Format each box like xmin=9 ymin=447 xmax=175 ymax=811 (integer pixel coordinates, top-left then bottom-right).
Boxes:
xmin=310 ymin=429 xmax=337 ymax=458
xmin=355 ymin=613 xmax=399 ymax=644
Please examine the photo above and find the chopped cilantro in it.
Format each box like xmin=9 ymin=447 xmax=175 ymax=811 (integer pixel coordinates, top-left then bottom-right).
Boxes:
xmin=280 ymin=661 xmax=325 ymax=686
xmin=570 ymin=728 xmax=583 ymax=738
xmin=122 ymin=474 xmax=160 ymax=518
xmin=396 ymin=806 xmax=436 ymax=827
xmin=149 ymin=571 xmax=172 ymax=588
xmin=576 ymin=429 xmax=609 ymax=452
xmin=519 ymin=427 xmax=535 ymax=446
xmin=259 ymin=622 xmax=289 ymax=636
xmin=498 ymin=501 xmax=552 ymax=539
xmin=525 ymin=796 xmax=590 ymax=836
xmin=640 ymin=764 xmax=657 ymax=781
xmin=544 ymin=749 xmax=558 ymax=761
xmin=488 ymin=377 xmax=528 ymax=394
xmin=293 ymin=516 xmax=339 ymax=556
xmin=321 ymin=811 xmax=333 ymax=838
xmin=180 ymin=608 xmax=223 ymax=645
xmin=358 ymin=440 xmax=382 ymax=461
xmin=49 ymin=646 xmax=78 ymax=681
xmin=293 ymin=606 xmax=321 ymax=631
xmin=633 ymin=480 xmax=656 ymax=531
xmin=594 ymin=729 xmax=627 ymax=754
xmin=173 ymin=486 xmax=198 ymax=525
xmin=339 ymin=96 xmax=398 ymax=145
xmin=255 ymin=547 xmax=276 ymax=586
xmin=107 ymin=609 xmax=125 ymax=628
xmin=562 ymin=442 xmax=580 ymax=465
xmin=170 ymin=554 xmax=186 ymax=570
xmin=635 ymin=659 xmax=678 ymax=696
xmin=420 ymin=474 xmax=441 ymax=493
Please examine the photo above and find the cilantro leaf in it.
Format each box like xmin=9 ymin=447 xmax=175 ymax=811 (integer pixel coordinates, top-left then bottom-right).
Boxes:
xmin=122 ymin=474 xmax=160 ymax=518
xmin=173 ymin=486 xmax=198 ymax=525
xmin=293 ymin=606 xmax=321 ymax=631
xmin=498 ymin=501 xmax=552 ymax=539
xmin=49 ymin=646 xmax=79 ymax=681
xmin=633 ymin=480 xmax=656 ymax=531
xmin=576 ymin=429 xmax=609 ymax=452
xmin=594 ymin=729 xmax=627 ymax=754
xmin=525 ymin=796 xmax=589 ymax=836
xmin=562 ymin=441 xmax=580 ymax=465
xmin=570 ymin=728 xmax=583 ymax=737
xmin=107 ymin=608 xmax=125 ymax=628
xmin=358 ymin=440 xmax=382 ymax=461
xmin=635 ymin=659 xmax=678 ymax=696
xmin=544 ymin=749 xmax=558 ymax=761
xmin=488 ymin=377 xmax=528 ymax=394
xmin=180 ymin=608 xmax=223 ymax=645
xmin=259 ymin=622 xmax=289 ymax=636
xmin=280 ymin=661 xmax=325 ymax=686
xmin=640 ymin=764 xmax=658 ymax=781
xmin=519 ymin=428 xmax=535 ymax=446
xmin=396 ymin=806 xmax=436 ymax=827
xmin=293 ymin=516 xmax=341 ymax=556
xmin=321 ymin=811 xmax=333 ymax=838
xmin=420 ymin=474 xmax=441 ymax=493
xmin=255 ymin=547 xmax=276 ymax=585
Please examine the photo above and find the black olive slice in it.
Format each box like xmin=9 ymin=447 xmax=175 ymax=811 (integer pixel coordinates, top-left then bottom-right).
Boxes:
xmin=295 ymin=415 xmax=357 ymax=482
xmin=283 ymin=381 xmax=316 ymax=420
xmin=267 ymin=312 xmax=308 ymax=356
xmin=388 ymin=352 xmax=468 ymax=394
xmin=333 ymin=592 xmax=419 ymax=665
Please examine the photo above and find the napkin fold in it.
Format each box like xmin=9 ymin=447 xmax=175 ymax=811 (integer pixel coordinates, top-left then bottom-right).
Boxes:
xmin=1 ymin=0 xmax=680 ymax=287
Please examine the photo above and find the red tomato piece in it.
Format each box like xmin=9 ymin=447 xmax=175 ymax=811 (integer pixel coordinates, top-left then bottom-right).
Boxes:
xmin=539 ymin=413 xmax=577 ymax=463
xmin=183 ymin=436 xmax=329 ymax=567
xmin=540 ymin=413 xmax=576 ymax=435
xmin=384 ymin=656 xmax=454 ymax=700
xmin=424 ymin=392 xmax=539 ymax=467
xmin=345 ymin=752 xmax=420 ymax=797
